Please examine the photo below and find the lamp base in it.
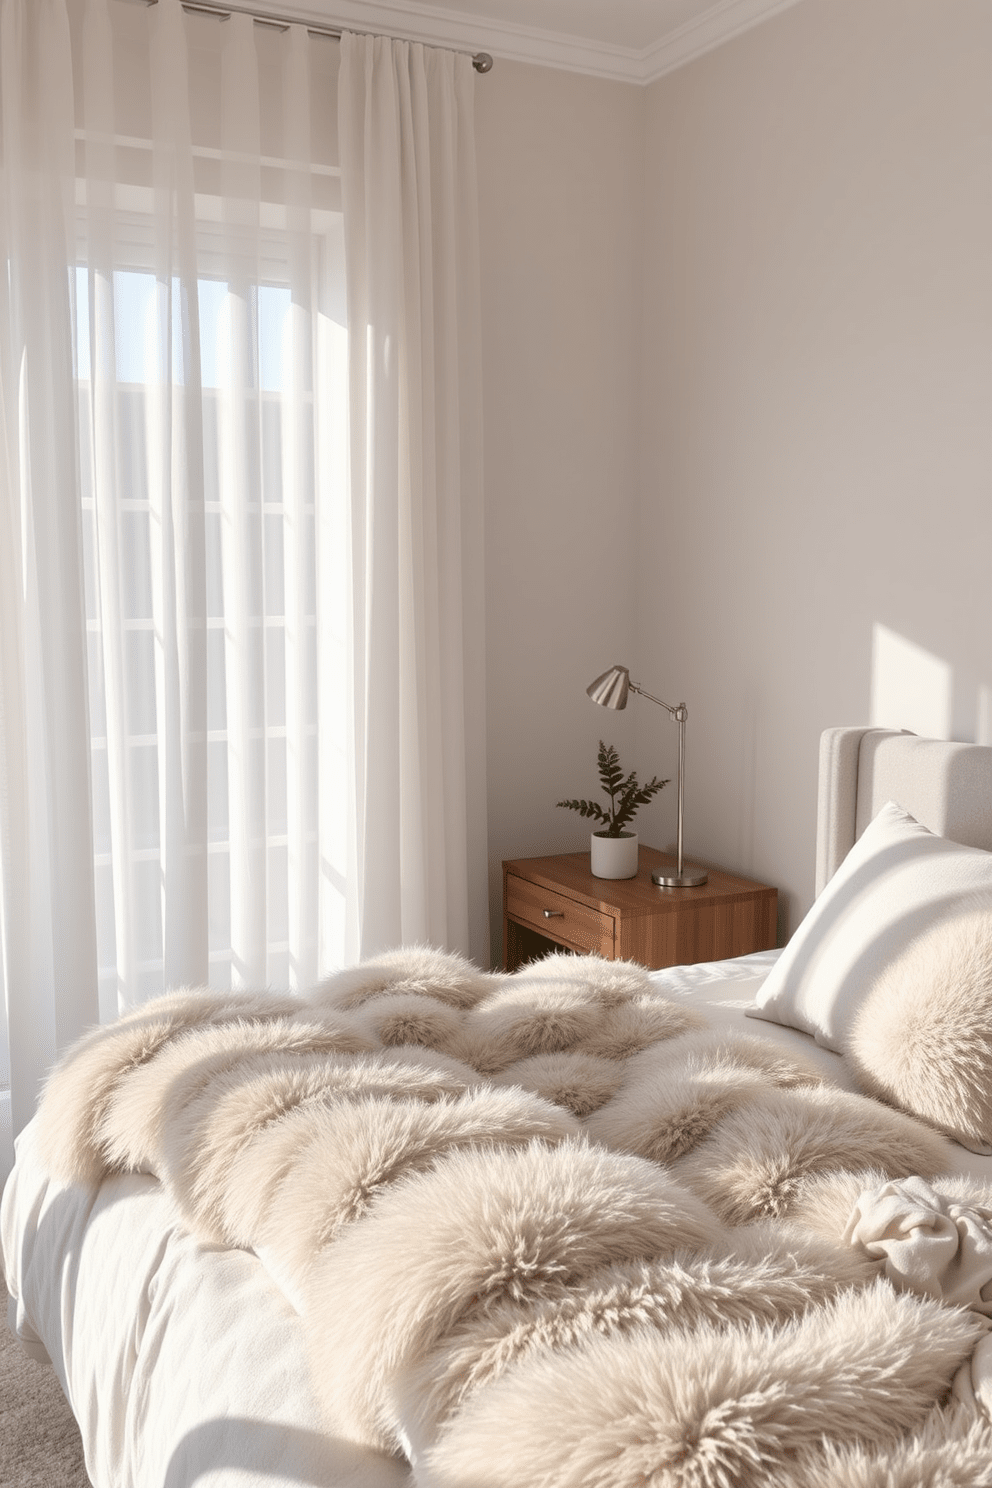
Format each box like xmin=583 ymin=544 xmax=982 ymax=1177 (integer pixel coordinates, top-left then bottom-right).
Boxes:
xmin=652 ymin=867 xmax=709 ymax=889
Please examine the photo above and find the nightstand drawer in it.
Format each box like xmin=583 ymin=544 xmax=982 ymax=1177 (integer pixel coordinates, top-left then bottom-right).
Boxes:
xmin=505 ymin=874 xmax=614 ymax=957
xmin=502 ymin=850 xmax=776 ymax=973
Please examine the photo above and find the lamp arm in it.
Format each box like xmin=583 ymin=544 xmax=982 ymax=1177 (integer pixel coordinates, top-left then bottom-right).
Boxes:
xmin=627 ymin=681 xmax=686 ymax=723
xmin=627 ymin=681 xmax=688 ymax=877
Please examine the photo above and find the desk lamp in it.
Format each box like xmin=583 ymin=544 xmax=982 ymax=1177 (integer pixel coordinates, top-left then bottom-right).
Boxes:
xmin=586 ymin=665 xmax=708 ymax=888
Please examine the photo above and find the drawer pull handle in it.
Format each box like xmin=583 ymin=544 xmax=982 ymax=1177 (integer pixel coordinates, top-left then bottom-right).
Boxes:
xmin=543 ymin=908 xmax=564 ymax=919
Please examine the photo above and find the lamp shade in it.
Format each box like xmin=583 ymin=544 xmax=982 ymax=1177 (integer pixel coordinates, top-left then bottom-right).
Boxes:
xmin=586 ymin=666 xmax=630 ymax=710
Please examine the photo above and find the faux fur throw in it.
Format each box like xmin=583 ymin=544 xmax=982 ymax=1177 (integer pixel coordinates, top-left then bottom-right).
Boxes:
xmin=847 ymin=897 xmax=992 ymax=1154
xmin=33 ymin=948 xmax=992 ymax=1487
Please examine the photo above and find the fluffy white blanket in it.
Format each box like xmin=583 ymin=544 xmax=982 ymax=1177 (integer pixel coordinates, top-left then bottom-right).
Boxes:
xmin=33 ymin=948 xmax=992 ymax=1487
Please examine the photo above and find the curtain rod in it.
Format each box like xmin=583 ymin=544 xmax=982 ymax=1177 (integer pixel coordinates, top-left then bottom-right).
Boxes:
xmin=153 ymin=0 xmax=494 ymax=71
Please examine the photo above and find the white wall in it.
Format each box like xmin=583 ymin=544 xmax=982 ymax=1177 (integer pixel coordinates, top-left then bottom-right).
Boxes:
xmin=474 ymin=62 xmax=645 ymax=963
xmin=476 ymin=1 xmax=992 ymax=962
xmin=634 ymin=0 xmax=992 ymax=939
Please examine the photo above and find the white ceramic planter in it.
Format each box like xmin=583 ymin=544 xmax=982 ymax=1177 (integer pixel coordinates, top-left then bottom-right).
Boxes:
xmin=590 ymin=830 xmax=638 ymax=880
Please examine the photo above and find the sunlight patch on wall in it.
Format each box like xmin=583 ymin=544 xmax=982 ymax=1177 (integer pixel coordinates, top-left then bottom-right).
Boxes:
xmin=870 ymin=624 xmax=952 ymax=739
xmin=979 ymin=686 xmax=992 ymax=746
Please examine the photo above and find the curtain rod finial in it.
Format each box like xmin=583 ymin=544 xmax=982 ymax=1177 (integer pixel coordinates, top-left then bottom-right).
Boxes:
xmin=473 ymin=52 xmax=493 ymax=73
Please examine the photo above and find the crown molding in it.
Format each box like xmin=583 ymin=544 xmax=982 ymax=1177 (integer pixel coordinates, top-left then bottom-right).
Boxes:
xmin=640 ymin=0 xmax=806 ymax=81
xmin=252 ymin=0 xmax=807 ymax=84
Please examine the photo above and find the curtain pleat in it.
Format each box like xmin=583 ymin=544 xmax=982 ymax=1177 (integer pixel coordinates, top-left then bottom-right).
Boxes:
xmin=282 ymin=26 xmax=318 ymax=990
xmin=148 ymin=0 xmax=210 ymax=993
xmin=217 ymin=13 xmax=266 ymax=989
xmin=338 ymin=33 xmax=488 ymax=965
xmin=82 ymin=0 xmax=135 ymax=1011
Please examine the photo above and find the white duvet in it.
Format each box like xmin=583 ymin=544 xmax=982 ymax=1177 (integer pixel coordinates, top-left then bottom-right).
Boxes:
xmin=4 ymin=1124 xmax=407 ymax=1488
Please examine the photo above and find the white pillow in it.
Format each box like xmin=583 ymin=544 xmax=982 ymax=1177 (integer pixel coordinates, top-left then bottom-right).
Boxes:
xmin=747 ymin=801 xmax=992 ymax=1051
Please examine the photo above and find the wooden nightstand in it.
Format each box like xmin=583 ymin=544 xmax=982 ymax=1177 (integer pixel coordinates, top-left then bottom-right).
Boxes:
xmin=502 ymin=847 xmax=777 ymax=972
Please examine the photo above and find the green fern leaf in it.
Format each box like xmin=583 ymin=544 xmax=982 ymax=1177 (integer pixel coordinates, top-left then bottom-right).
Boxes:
xmin=559 ymin=746 xmax=668 ymax=838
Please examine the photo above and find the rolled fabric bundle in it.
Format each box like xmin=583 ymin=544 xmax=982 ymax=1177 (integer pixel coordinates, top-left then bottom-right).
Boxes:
xmin=844 ymin=1175 xmax=992 ymax=1314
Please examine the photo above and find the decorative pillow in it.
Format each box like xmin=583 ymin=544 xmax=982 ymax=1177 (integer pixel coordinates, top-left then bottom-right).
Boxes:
xmin=747 ymin=801 xmax=992 ymax=1052
xmin=846 ymin=897 xmax=992 ymax=1153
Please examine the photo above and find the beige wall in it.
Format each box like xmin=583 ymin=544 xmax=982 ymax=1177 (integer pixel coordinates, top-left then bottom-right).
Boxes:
xmin=633 ymin=0 xmax=992 ymax=937
xmin=474 ymin=62 xmax=645 ymax=961
xmin=477 ymin=1 xmax=992 ymax=961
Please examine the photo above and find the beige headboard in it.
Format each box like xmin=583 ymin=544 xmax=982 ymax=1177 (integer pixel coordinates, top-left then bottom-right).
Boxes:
xmin=816 ymin=727 xmax=992 ymax=896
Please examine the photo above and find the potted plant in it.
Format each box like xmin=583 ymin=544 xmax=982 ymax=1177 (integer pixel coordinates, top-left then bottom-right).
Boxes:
xmin=557 ymin=741 xmax=668 ymax=879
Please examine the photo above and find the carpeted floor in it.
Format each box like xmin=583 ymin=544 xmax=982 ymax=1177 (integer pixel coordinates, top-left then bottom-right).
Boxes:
xmin=0 ymin=1276 xmax=92 ymax=1487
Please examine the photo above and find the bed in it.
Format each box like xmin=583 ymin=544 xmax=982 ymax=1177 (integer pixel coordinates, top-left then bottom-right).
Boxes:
xmin=6 ymin=724 xmax=992 ymax=1486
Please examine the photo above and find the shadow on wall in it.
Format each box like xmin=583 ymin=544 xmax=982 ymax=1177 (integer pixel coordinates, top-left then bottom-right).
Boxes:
xmin=870 ymin=623 xmax=991 ymax=745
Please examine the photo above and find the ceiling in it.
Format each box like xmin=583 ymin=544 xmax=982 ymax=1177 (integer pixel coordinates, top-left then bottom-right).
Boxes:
xmin=263 ymin=0 xmax=807 ymax=82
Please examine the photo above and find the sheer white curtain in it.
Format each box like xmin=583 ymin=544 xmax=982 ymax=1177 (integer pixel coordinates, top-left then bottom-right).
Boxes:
xmin=0 ymin=3 xmax=488 ymax=1185
xmin=0 ymin=0 xmax=99 ymax=1160
xmin=72 ymin=0 xmax=348 ymax=1008
xmin=338 ymin=33 xmax=487 ymax=965
xmin=0 ymin=0 xmax=348 ymax=1178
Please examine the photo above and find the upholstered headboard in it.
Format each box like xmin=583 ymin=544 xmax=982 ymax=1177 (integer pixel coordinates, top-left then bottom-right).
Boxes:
xmin=816 ymin=727 xmax=992 ymax=897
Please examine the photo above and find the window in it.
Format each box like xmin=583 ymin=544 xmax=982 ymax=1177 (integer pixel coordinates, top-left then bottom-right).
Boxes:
xmin=74 ymin=201 xmax=348 ymax=1009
